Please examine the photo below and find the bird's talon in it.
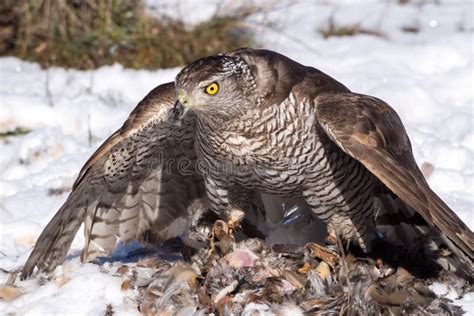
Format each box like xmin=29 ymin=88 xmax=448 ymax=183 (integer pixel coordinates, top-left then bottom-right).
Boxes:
xmin=226 ymin=210 xmax=245 ymax=234
xmin=305 ymin=242 xmax=339 ymax=270
xmin=297 ymin=262 xmax=312 ymax=274
xmin=324 ymin=235 xmax=338 ymax=246
xmin=375 ymin=258 xmax=383 ymax=268
xmin=226 ymin=217 xmax=243 ymax=235
xmin=208 ymin=219 xmax=236 ymax=257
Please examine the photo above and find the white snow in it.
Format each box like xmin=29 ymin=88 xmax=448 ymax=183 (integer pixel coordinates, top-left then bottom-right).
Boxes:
xmin=0 ymin=0 xmax=472 ymax=314
xmin=430 ymin=282 xmax=474 ymax=312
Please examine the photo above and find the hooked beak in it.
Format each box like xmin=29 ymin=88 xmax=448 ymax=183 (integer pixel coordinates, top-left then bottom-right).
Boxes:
xmin=172 ymin=100 xmax=184 ymax=121
xmin=172 ymin=90 xmax=188 ymax=120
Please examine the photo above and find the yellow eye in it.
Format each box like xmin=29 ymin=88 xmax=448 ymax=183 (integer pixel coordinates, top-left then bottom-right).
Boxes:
xmin=205 ymin=82 xmax=219 ymax=95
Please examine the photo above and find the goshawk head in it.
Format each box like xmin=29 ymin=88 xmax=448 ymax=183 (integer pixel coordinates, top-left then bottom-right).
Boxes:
xmin=174 ymin=53 xmax=257 ymax=118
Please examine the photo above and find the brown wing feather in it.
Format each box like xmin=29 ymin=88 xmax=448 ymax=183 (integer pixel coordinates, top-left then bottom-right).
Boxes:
xmin=21 ymin=82 xmax=205 ymax=278
xmin=314 ymin=92 xmax=473 ymax=265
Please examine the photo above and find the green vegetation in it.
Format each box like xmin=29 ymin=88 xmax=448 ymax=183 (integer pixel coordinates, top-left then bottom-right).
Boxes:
xmin=0 ymin=127 xmax=31 ymax=140
xmin=0 ymin=0 xmax=256 ymax=70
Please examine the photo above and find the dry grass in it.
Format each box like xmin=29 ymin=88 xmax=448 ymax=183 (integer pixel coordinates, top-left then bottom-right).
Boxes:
xmin=0 ymin=0 xmax=259 ymax=69
xmin=319 ymin=17 xmax=386 ymax=39
xmin=0 ymin=127 xmax=31 ymax=140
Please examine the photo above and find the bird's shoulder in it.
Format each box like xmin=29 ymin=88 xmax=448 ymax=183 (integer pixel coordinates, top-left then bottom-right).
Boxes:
xmin=73 ymin=82 xmax=180 ymax=189
xmin=290 ymin=67 xmax=350 ymax=104
xmin=315 ymin=93 xmax=412 ymax=158
xmin=231 ymin=49 xmax=349 ymax=107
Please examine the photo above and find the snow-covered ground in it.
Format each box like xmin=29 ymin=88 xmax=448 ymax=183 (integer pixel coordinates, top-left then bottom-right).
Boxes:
xmin=0 ymin=1 xmax=473 ymax=314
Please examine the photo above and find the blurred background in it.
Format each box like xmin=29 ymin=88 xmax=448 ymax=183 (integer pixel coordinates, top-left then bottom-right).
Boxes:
xmin=0 ymin=0 xmax=257 ymax=69
xmin=1 ymin=0 xmax=470 ymax=70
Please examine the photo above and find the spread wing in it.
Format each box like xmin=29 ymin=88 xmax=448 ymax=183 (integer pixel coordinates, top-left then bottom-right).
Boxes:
xmin=21 ymin=82 xmax=205 ymax=278
xmin=314 ymin=92 xmax=473 ymax=266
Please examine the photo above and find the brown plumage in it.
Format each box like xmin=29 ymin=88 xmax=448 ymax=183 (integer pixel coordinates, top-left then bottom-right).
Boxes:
xmin=174 ymin=48 xmax=473 ymax=275
xmin=315 ymin=93 xmax=473 ymax=264
xmin=21 ymin=48 xmax=473 ymax=280
xmin=20 ymin=80 xmax=279 ymax=279
xmin=21 ymin=83 xmax=206 ymax=278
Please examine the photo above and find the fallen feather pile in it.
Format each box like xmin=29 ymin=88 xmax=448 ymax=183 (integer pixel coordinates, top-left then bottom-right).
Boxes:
xmin=103 ymin=220 xmax=470 ymax=315
xmin=1 ymin=217 xmax=472 ymax=315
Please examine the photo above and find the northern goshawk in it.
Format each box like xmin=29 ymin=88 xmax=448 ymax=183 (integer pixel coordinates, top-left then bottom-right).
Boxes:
xmin=22 ymin=48 xmax=473 ymax=279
